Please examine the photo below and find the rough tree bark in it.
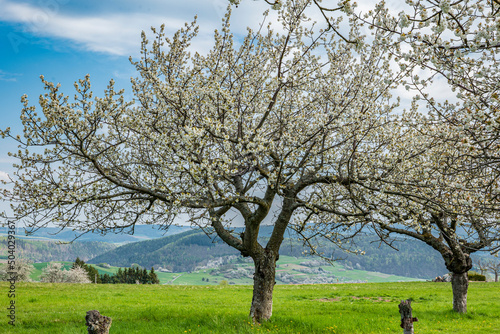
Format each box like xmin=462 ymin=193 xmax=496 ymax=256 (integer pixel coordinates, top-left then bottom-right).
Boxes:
xmin=376 ymin=214 xmax=476 ymax=313
xmin=423 ymin=215 xmax=473 ymax=313
xmin=249 ymin=249 xmax=278 ymax=323
xmin=442 ymin=249 xmax=472 ymax=313
xmin=399 ymin=299 xmax=418 ymax=334
xmin=451 ymin=272 xmax=469 ymax=313
xmin=211 ymin=198 xmax=287 ymax=324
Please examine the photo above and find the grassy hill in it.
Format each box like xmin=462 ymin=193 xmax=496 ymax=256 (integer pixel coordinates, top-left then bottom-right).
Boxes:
xmin=6 ymin=226 xmax=494 ymax=281
xmin=1 ymin=281 xmax=498 ymax=333
xmin=30 ymin=261 xmax=74 ymax=281
xmin=34 ymin=255 xmax=419 ymax=285
xmin=88 ymin=229 xmax=240 ymax=272
xmin=88 ymin=229 xmax=451 ymax=279
xmin=154 ymin=255 xmax=422 ymax=285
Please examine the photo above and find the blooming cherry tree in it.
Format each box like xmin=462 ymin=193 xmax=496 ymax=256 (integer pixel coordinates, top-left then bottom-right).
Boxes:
xmin=247 ymin=0 xmax=500 ymax=314
xmin=345 ymin=0 xmax=500 ymax=313
xmin=1 ymin=2 xmax=404 ymax=322
xmin=348 ymin=113 xmax=500 ymax=313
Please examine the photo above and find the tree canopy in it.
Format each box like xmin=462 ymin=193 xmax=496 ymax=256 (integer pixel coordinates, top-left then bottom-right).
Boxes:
xmin=0 ymin=3 xmax=403 ymax=321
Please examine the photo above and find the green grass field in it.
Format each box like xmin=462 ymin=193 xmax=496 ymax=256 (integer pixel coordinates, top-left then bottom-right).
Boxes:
xmin=1 ymin=281 xmax=499 ymax=333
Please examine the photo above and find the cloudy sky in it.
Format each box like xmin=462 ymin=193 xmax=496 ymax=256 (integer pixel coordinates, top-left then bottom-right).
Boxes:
xmin=0 ymin=0 xmax=279 ymax=215
xmin=0 ymin=0 xmax=448 ymax=220
xmin=0 ymin=0 xmax=272 ymax=134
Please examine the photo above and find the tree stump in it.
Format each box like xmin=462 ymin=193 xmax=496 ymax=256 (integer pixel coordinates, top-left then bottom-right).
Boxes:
xmin=85 ymin=310 xmax=112 ymax=334
xmin=399 ymin=299 xmax=418 ymax=334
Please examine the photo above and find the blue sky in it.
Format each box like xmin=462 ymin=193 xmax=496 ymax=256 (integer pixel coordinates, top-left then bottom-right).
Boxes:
xmin=0 ymin=0 xmax=449 ymax=218
xmin=0 ymin=1 xmax=268 ymax=159
xmin=0 ymin=0 xmax=276 ymax=216
xmin=0 ymin=0 xmax=266 ymax=136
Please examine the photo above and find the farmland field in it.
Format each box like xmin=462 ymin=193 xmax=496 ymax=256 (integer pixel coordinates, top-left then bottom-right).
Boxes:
xmin=1 ymin=281 xmax=499 ymax=333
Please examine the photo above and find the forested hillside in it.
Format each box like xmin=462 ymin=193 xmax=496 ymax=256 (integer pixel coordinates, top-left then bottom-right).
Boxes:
xmin=323 ymin=237 xmax=448 ymax=279
xmin=89 ymin=230 xmax=239 ymax=272
xmin=5 ymin=227 xmax=490 ymax=279
xmin=89 ymin=229 xmax=453 ymax=279
xmin=0 ymin=237 xmax=116 ymax=262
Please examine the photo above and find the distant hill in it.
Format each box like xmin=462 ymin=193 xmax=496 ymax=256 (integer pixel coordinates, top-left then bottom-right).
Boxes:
xmin=5 ymin=221 xmax=492 ymax=280
xmin=0 ymin=224 xmax=190 ymax=244
xmin=89 ymin=229 xmax=240 ymax=272
xmin=88 ymin=228 xmax=457 ymax=279
xmin=0 ymin=237 xmax=116 ymax=262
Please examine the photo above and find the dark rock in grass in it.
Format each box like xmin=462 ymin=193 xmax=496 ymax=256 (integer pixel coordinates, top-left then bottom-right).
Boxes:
xmin=86 ymin=310 xmax=112 ymax=334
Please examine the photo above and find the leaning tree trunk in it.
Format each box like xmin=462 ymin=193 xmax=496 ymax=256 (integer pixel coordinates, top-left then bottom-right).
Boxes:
xmin=249 ymin=250 xmax=277 ymax=323
xmin=451 ymin=272 xmax=468 ymax=313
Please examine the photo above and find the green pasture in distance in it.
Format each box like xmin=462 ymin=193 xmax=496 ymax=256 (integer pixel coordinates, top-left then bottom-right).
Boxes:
xmin=30 ymin=262 xmax=124 ymax=281
xmin=28 ymin=262 xmax=181 ymax=284
xmin=27 ymin=256 xmax=424 ymax=285
xmin=92 ymin=264 xmax=119 ymax=276
xmin=158 ymin=255 xmax=422 ymax=285
xmin=30 ymin=261 xmax=73 ymax=281
xmin=275 ymin=256 xmax=422 ymax=283
xmin=1 ymin=281 xmax=499 ymax=333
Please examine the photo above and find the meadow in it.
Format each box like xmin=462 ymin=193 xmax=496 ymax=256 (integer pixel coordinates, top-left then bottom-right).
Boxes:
xmin=1 ymin=281 xmax=499 ymax=333
xmin=28 ymin=255 xmax=422 ymax=285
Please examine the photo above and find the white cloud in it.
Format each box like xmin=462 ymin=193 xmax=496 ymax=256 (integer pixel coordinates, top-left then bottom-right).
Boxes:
xmin=0 ymin=0 xmax=189 ymax=55
xmin=0 ymin=171 xmax=9 ymax=181
xmin=0 ymin=70 xmax=21 ymax=82
xmin=0 ymin=0 xmax=272 ymax=56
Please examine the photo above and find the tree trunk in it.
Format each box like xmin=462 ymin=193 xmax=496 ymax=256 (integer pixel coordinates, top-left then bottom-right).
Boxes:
xmin=249 ymin=250 xmax=277 ymax=323
xmin=399 ymin=299 xmax=418 ymax=334
xmin=442 ymin=249 xmax=471 ymax=313
xmin=451 ymin=272 xmax=468 ymax=313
